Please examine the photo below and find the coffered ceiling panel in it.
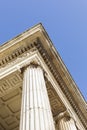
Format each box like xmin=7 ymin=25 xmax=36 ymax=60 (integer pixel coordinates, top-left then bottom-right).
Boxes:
xmin=0 ymin=87 xmax=21 ymax=130
xmin=0 ymin=73 xmax=65 ymax=130
xmin=0 ymin=71 xmax=22 ymax=97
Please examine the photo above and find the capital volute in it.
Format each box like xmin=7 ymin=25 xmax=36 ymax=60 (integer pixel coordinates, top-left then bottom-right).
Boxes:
xmin=55 ymin=110 xmax=71 ymax=124
xmin=20 ymin=61 xmax=43 ymax=74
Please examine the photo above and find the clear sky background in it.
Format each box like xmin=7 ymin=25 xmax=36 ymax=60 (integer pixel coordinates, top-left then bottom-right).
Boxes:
xmin=0 ymin=0 xmax=87 ymax=101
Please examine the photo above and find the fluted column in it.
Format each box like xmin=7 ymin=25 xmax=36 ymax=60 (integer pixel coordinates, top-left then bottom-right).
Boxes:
xmin=56 ymin=111 xmax=77 ymax=130
xmin=19 ymin=65 xmax=55 ymax=130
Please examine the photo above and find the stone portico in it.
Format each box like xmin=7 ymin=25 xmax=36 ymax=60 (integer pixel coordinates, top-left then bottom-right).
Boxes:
xmin=0 ymin=24 xmax=87 ymax=130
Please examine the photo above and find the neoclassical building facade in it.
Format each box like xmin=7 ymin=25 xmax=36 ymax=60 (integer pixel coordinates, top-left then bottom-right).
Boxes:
xmin=0 ymin=24 xmax=87 ymax=130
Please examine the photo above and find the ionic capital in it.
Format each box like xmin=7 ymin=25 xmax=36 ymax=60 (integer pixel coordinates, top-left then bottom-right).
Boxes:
xmin=20 ymin=62 xmax=42 ymax=73
xmin=55 ymin=110 xmax=71 ymax=124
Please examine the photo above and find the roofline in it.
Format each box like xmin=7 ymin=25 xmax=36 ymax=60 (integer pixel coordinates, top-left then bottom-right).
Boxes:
xmin=0 ymin=23 xmax=43 ymax=52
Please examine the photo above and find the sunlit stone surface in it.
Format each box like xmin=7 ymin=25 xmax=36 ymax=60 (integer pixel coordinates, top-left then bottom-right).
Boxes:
xmin=20 ymin=65 xmax=55 ymax=130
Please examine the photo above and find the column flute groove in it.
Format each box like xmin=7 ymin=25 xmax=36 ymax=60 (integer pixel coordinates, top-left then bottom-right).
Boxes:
xmin=19 ymin=64 xmax=55 ymax=130
xmin=56 ymin=111 xmax=78 ymax=130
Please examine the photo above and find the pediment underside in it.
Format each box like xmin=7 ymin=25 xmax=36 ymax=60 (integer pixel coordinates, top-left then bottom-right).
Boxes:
xmin=0 ymin=72 xmax=65 ymax=130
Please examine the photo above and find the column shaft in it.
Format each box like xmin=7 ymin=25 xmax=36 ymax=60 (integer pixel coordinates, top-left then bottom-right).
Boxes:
xmin=57 ymin=112 xmax=77 ymax=130
xmin=20 ymin=65 xmax=55 ymax=130
xmin=59 ymin=117 xmax=77 ymax=130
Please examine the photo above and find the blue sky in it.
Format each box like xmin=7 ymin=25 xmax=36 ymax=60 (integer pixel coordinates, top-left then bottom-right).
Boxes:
xmin=0 ymin=0 xmax=87 ymax=101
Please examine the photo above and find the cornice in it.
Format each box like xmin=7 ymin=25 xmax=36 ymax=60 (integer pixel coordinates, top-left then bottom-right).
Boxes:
xmin=0 ymin=23 xmax=42 ymax=52
xmin=0 ymin=42 xmax=37 ymax=68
